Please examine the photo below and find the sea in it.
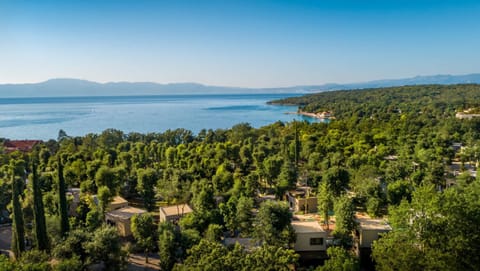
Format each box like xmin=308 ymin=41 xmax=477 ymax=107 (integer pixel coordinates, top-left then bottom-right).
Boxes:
xmin=0 ymin=93 xmax=319 ymax=140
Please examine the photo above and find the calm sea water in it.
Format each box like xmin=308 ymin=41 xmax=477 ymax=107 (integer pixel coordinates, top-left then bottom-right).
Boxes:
xmin=0 ymin=94 xmax=317 ymax=140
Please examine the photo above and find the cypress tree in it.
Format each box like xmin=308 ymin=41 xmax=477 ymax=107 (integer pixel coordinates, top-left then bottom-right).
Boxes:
xmin=11 ymin=175 xmax=25 ymax=259
xmin=294 ymin=120 xmax=300 ymax=167
xmin=32 ymin=161 xmax=49 ymax=250
xmin=57 ymin=156 xmax=70 ymax=236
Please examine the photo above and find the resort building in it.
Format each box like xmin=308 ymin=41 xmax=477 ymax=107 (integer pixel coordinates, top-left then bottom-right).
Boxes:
xmin=354 ymin=213 xmax=392 ymax=250
xmin=456 ymin=112 xmax=480 ymax=119
xmin=159 ymin=204 xmax=193 ymax=223
xmin=353 ymin=213 xmax=392 ymax=269
xmin=105 ymin=206 xmax=147 ymax=237
xmin=286 ymin=186 xmax=317 ymax=214
xmin=92 ymin=195 xmax=129 ymax=212
xmin=292 ymin=220 xmax=327 ymax=257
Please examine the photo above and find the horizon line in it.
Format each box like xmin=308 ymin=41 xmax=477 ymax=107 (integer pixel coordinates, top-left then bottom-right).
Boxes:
xmin=1 ymin=72 xmax=480 ymax=89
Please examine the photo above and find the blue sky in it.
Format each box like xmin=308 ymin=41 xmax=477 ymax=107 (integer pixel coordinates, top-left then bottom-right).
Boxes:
xmin=1 ymin=0 xmax=479 ymax=87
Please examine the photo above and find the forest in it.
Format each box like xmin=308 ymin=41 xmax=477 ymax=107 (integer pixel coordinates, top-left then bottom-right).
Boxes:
xmin=1 ymin=84 xmax=480 ymax=270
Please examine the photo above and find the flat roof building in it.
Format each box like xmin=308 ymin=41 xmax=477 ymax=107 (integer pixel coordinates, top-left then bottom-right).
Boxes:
xmin=355 ymin=213 xmax=392 ymax=249
xmin=105 ymin=206 xmax=147 ymax=237
xmin=92 ymin=195 xmax=129 ymax=211
xmin=159 ymin=204 xmax=193 ymax=223
xmin=292 ymin=220 xmax=327 ymax=252
xmin=286 ymin=186 xmax=317 ymax=214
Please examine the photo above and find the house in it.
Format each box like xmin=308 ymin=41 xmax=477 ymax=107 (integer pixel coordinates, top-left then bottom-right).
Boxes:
xmin=354 ymin=213 xmax=392 ymax=270
xmin=3 ymin=140 xmax=42 ymax=153
xmin=292 ymin=220 xmax=327 ymax=253
xmin=92 ymin=195 xmax=129 ymax=211
xmin=159 ymin=204 xmax=193 ymax=223
xmin=286 ymin=186 xmax=317 ymax=214
xmin=108 ymin=196 xmax=129 ymax=211
xmin=456 ymin=112 xmax=480 ymax=119
xmin=105 ymin=206 xmax=147 ymax=237
xmin=354 ymin=213 xmax=392 ymax=249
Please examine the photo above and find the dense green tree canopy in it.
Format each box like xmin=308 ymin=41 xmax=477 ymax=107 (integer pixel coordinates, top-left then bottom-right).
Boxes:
xmin=1 ymin=84 xmax=480 ymax=270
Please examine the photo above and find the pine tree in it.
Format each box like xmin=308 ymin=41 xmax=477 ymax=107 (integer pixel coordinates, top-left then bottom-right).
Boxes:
xmin=32 ymin=161 xmax=49 ymax=250
xmin=11 ymin=175 xmax=25 ymax=259
xmin=58 ymin=156 xmax=70 ymax=236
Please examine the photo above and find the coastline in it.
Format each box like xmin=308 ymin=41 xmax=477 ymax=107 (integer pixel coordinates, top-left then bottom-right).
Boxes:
xmin=286 ymin=110 xmax=335 ymax=120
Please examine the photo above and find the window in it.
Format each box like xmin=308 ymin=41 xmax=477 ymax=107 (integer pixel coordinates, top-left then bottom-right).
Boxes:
xmin=310 ymin=237 xmax=324 ymax=246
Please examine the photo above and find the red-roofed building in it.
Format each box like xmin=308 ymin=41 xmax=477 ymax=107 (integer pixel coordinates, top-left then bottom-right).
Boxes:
xmin=3 ymin=140 xmax=42 ymax=153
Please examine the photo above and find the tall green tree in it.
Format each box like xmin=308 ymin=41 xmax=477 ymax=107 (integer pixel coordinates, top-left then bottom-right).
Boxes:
xmin=97 ymin=186 xmax=114 ymax=217
xmin=293 ymin=120 xmax=300 ymax=167
xmin=323 ymin=167 xmax=350 ymax=196
xmin=57 ymin=156 xmax=69 ymax=236
xmin=158 ymin=222 xmax=177 ymax=271
xmin=276 ymin=160 xmax=297 ymax=199
xmin=246 ymin=245 xmax=299 ymax=271
xmin=131 ymin=213 xmax=156 ymax=263
xmin=136 ymin=168 xmax=157 ymax=211
xmin=176 ymin=240 xmax=298 ymax=271
xmin=254 ymin=200 xmax=295 ymax=247
xmin=372 ymin=184 xmax=480 ymax=271
xmin=236 ymin=196 xmax=254 ymax=236
xmin=11 ymin=175 xmax=25 ymax=259
xmin=318 ymin=181 xmax=333 ymax=230
xmin=31 ymin=161 xmax=49 ymax=251
xmin=86 ymin=226 xmax=127 ymax=271
xmin=262 ymin=155 xmax=283 ymax=188
xmin=175 ymin=239 xmax=229 ymax=271
xmin=317 ymin=247 xmax=359 ymax=271
xmin=333 ymin=195 xmax=355 ymax=238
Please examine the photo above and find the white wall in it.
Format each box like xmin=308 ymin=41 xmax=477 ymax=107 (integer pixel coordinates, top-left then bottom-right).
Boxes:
xmin=294 ymin=232 xmax=327 ymax=252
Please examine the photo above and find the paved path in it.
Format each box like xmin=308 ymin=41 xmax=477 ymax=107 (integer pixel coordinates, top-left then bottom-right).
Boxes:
xmin=0 ymin=225 xmax=12 ymax=256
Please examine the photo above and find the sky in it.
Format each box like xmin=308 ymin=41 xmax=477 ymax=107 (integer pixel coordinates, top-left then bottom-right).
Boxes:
xmin=1 ymin=0 xmax=479 ymax=88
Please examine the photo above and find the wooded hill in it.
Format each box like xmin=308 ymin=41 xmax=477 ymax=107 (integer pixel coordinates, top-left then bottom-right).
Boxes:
xmin=0 ymin=84 xmax=480 ymax=270
xmin=270 ymin=84 xmax=480 ymax=119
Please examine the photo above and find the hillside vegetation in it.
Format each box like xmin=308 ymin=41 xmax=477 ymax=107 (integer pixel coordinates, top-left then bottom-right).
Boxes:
xmin=271 ymin=84 xmax=480 ymax=119
xmin=1 ymin=84 xmax=480 ymax=270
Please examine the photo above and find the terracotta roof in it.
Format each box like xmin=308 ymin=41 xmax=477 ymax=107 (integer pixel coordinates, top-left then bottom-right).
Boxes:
xmin=3 ymin=140 xmax=42 ymax=153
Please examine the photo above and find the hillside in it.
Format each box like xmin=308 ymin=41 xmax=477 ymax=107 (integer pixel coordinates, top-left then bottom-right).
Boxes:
xmin=2 ymin=73 xmax=480 ymax=98
xmin=269 ymin=84 xmax=480 ymax=119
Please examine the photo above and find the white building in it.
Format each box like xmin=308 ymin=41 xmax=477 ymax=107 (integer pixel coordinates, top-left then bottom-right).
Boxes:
xmin=354 ymin=213 xmax=392 ymax=249
xmin=292 ymin=220 xmax=327 ymax=252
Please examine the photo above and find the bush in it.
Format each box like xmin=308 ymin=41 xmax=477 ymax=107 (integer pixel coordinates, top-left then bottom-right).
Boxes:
xmin=53 ymin=256 xmax=82 ymax=271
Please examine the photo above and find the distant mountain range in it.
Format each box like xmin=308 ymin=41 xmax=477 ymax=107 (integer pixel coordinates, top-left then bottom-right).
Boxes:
xmin=1 ymin=73 xmax=480 ymax=98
